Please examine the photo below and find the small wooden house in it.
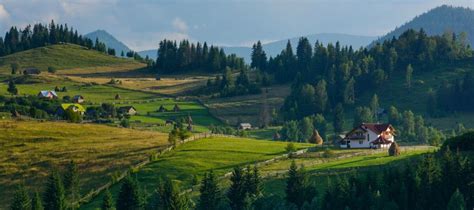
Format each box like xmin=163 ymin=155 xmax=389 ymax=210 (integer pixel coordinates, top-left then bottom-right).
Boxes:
xmin=118 ymin=106 xmax=137 ymax=116
xmin=238 ymin=123 xmax=252 ymax=130
xmin=72 ymin=95 xmax=85 ymax=103
xmin=23 ymin=68 xmax=41 ymax=75
xmin=38 ymin=90 xmax=58 ymax=100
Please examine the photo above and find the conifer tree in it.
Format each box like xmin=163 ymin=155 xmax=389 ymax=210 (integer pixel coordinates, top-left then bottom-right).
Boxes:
xmin=116 ymin=176 xmax=141 ymax=210
xmin=198 ymin=171 xmax=221 ymax=210
xmin=63 ymin=160 xmax=79 ymax=205
xmin=43 ymin=169 xmax=66 ymax=210
xmin=447 ymin=189 xmax=466 ymax=210
xmin=101 ymin=189 xmax=114 ymax=210
xmin=10 ymin=184 xmax=30 ymax=210
xmin=158 ymin=179 xmax=188 ymax=210
xmin=370 ymin=94 xmax=379 ymax=120
xmin=7 ymin=80 xmax=18 ymax=95
xmin=406 ymin=64 xmax=413 ymax=89
xmin=227 ymin=167 xmax=246 ymax=210
xmin=31 ymin=191 xmax=44 ymax=210
xmin=285 ymin=161 xmax=309 ymax=208
xmin=333 ymin=103 xmax=345 ymax=134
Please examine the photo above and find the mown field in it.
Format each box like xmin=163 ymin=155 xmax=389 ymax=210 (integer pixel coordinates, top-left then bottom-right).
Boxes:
xmin=0 ymin=120 xmax=168 ymax=206
xmin=82 ymin=137 xmax=314 ymax=208
xmin=0 ymin=44 xmax=145 ymax=74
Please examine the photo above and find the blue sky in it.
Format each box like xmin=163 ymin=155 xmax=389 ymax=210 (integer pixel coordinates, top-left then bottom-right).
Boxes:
xmin=0 ymin=0 xmax=472 ymax=51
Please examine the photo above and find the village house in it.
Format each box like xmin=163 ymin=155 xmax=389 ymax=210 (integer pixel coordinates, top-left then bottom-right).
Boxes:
xmin=23 ymin=68 xmax=41 ymax=75
xmin=56 ymin=103 xmax=86 ymax=116
xmin=340 ymin=123 xmax=395 ymax=149
xmin=37 ymin=90 xmax=58 ymax=100
xmin=118 ymin=106 xmax=138 ymax=116
xmin=72 ymin=95 xmax=85 ymax=103
xmin=238 ymin=123 xmax=252 ymax=130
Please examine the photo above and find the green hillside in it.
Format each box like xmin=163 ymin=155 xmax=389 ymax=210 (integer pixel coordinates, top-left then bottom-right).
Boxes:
xmin=0 ymin=44 xmax=144 ymax=74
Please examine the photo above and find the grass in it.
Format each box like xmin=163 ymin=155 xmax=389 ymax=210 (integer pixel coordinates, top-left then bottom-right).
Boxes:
xmin=0 ymin=120 xmax=168 ymax=206
xmin=82 ymin=137 xmax=314 ymax=209
xmin=259 ymin=147 xmax=435 ymax=197
xmin=0 ymin=44 xmax=145 ymax=74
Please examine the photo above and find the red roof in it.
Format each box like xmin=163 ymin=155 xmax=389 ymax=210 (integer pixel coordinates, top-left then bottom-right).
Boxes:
xmin=371 ymin=136 xmax=392 ymax=145
xmin=361 ymin=123 xmax=392 ymax=134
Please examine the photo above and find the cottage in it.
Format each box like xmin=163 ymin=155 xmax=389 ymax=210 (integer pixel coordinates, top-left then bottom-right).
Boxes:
xmin=340 ymin=123 xmax=395 ymax=149
xmin=37 ymin=90 xmax=58 ymax=100
xmin=72 ymin=95 xmax=85 ymax=103
xmin=118 ymin=106 xmax=137 ymax=116
xmin=57 ymin=103 xmax=86 ymax=116
xmin=238 ymin=123 xmax=252 ymax=130
xmin=23 ymin=68 xmax=41 ymax=75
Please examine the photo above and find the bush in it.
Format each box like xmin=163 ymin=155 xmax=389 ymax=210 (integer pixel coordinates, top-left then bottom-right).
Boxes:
xmin=285 ymin=143 xmax=297 ymax=153
xmin=388 ymin=142 xmax=401 ymax=156
xmin=120 ymin=119 xmax=130 ymax=128
xmin=47 ymin=66 xmax=57 ymax=74
xmin=322 ymin=149 xmax=335 ymax=158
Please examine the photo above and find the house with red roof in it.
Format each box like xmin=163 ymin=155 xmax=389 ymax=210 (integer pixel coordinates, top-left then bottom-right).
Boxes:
xmin=340 ymin=123 xmax=395 ymax=149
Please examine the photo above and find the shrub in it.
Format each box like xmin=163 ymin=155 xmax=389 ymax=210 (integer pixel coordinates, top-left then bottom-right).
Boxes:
xmin=388 ymin=142 xmax=401 ymax=156
xmin=120 ymin=119 xmax=130 ymax=128
xmin=285 ymin=143 xmax=297 ymax=153
xmin=322 ymin=149 xmax=335 ymax=158
xmin=48 ymin=67 xmax=57 ymax=74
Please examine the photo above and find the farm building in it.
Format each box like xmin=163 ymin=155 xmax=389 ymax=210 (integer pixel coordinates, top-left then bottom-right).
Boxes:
xmin=118 ymin=106 xmax=137 ymax=115
xmin=340 ymin=123 xmax=395 ymax=149
xmin=72 ymin=95 xmax=85 ymax=103
xmin=238 ymin=123 xmax=252 ymax=130
xmin=23 ymin=68 xmax=41 ymax=75
xmin=57 ymin=103 xmax=86 ymax=116
xmin=37 ymin=90 xmax=58 ymax=100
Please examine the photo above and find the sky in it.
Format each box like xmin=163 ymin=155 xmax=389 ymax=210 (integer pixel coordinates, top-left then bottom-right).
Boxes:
xmin=0 ymin=0 xmax=473 ymax=51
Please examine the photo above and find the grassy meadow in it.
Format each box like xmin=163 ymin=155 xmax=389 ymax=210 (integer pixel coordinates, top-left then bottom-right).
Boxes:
xmin=82 ymin=137 xmax=314 ymax=208
xmin=0 ymin=44 xmax=144 ymax=75
xmin=0 ymin=120 xmax=168 ymax=206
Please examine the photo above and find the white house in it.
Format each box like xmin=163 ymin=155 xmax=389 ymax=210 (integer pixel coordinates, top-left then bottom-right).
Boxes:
xmin=340 ymin=123 xmax=395 ymax=149
xmin=238 ymin=123 xmax=252 ymax=130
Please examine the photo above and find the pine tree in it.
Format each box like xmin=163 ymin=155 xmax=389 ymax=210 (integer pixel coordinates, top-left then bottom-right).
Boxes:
xmin=370 ymin=94 xmax=379 ymax=120
xmin=7 ymin=80 xmax=18 ymax=95
xmin=158 ymin=179 xmax=188 ymax=210
xmin=63 ymin=160 xmax=79 ymax=205
xmin=333 ymin=103 xmax=345 ymax=134
xmin=31 ymin=191 xmax=44 ymax=210
xmin=11 ymin=63 xmax=18 ymax=75
xmin=101 ymin=189 xmax=114 ymax=210
xmin=10 ymin=184 xmax=31 ymax=210
xmin=447 ymin=189 xmax=466 ymax=210
xmin=116 ymin=176 xmax=141 ymax=210
xmin=285 ymin=161 xmax=307 ymax=208
xmin=314 ymin=80 xmax=328 ymax=113
xmin=406 ymin=64 xmax=413 ymax=89
xmin=43 ymin=170 xmax=66 ymax=210
xmin=227 ymin=167 xmax=246 ymax=210
xmin=198 ymin=171 xmax=221 ymax=210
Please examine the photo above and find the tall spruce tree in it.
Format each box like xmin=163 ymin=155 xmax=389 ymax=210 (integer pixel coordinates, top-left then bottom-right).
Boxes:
xmin=63 ymin=160 xmax=79 ymax=206
xmin=101 ymin=189 xmax=114 ymax=210
xmin=158 ymin=179 xmax=188 ymax=210
xmin=43 ymin=170 xmax=65 ymax=210
xmin=198 ymin=171 xmax=221 ymax=210
xmin=116 ymin=176 xmax=141 ymax=210
xmin=7 ymin=80 xmax=18 ymax=95
xmin=333 ymin=103 xmax=345 ymax=134
xmin=285 ymin=161 xmax=308 ymax=208
xmin=227 ymin=167 xmax=246 ymax=210
xmin=10 ymin=184 xmax=31 ymax=210
xmin=31 ymin=191 xmax=44 ymax=210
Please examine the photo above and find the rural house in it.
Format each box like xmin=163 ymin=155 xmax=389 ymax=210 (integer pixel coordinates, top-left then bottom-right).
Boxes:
xmin=72 ymin=95 xmax=85 ymax=103
xmin=23 ymin=68 xmax=41 ymax=75
xmin=238 ymin=123 xmax=252 ymax=130
xmin=57 ymin=103 xmax=86 ymax=116
xmin=118 ymin=106 xmax=137 ymax=115
xmin=37 ymin=90 xmax=58 ymax=100
xmin=340 ymin=123 xmax=395 ymax=149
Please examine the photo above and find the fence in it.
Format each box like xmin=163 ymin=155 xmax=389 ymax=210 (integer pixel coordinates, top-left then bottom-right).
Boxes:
xmin=75 ymin=132 xmax=234 ymax=206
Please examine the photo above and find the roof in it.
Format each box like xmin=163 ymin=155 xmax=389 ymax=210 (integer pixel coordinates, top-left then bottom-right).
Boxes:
xmin=361 ymin=123 xmax=392 ymax=134
xmin=72 ymin=95 xmax=84 ymax=99
xmin=239 ymin=123 xmax=251 ymax=127
xmin=61 ymin=103 xmax=85 ymax=112
xmin=118 ymin=106 xmax=136 ymax=111
xmin=38 ymin=90 xmax=58 ymax=97
xmin=371 ymin=136 xmax=392 ymax=145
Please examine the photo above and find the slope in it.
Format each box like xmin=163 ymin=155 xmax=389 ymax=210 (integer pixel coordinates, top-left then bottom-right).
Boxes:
xmin=371 ymin=5 xmax=474 ymax=46
xmin=0 ymin=44 xmax=145 ymax=75
xmin=85 ymin=29 xmax=132 ymax=55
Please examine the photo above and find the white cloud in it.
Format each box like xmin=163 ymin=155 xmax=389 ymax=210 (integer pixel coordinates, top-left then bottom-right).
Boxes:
xmin=172 ymin=17 xmax=188 ymax=32
xmin=0 ymin=4 xmax=10 ymax=20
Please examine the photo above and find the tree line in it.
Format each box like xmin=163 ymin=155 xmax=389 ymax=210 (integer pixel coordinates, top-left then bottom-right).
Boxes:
xmin=154 ymin=40 xmax=246 ymax=73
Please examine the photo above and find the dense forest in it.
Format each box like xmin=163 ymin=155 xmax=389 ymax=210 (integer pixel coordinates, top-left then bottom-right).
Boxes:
xmin=154 ymin=40 xmax=246 ymax=73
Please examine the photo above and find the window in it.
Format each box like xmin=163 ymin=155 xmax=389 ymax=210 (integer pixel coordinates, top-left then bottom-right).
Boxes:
xmin=359 ymin=140 xmax=363 ymax=144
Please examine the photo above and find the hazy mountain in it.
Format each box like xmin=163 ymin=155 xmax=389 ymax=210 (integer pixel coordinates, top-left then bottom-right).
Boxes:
xmin=139 ymin=33 xmax=376 ymax=62
xmin=371 ymin=5 xmax=474 ymax=47
xmin=85 ymin=30 xmax=131 ymax=55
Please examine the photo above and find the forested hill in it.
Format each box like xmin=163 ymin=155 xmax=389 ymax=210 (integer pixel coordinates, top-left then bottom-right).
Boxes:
xmin=371 ymin=5 xmax=474 ymax=47
xmin=85 ymin=30 xmax=131 ymax=56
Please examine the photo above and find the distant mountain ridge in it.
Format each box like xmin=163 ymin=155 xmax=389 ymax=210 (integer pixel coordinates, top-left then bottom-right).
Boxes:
xmin=85 ymin=30 xmax=131 ymax=55
xmin=371 ymin=5 xmax=474 ymax=46
xmin=139 ymin=33 xmax=376 ymax=62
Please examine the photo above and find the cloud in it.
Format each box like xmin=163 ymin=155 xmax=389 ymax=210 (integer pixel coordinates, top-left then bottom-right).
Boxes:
xmin=0 ymin=4 xmax=10 ymax=20
xmin=172 ymin=17 xmax=188 ymax=32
